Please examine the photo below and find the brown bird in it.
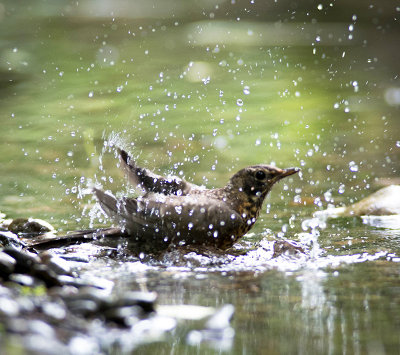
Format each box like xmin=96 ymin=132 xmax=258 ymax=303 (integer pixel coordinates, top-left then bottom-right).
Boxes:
xmin=94 ymin=149 xmax=299 ymax=251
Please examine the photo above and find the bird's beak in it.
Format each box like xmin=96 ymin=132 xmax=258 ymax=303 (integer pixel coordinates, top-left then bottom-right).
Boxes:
xmin=280 ymin=167 xmax=300 ymax=178
xmin=271 ymin=167 xmax=300 ymax=184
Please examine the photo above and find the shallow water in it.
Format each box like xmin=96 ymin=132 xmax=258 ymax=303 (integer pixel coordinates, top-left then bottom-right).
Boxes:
xmin=1 ymin=1 xmax=400 ymax=353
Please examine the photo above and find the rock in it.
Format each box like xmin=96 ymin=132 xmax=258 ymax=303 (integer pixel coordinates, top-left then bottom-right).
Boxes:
xmin=3 ymin=248 xmax=40 ymax=274
xmin=0 ymin=296 xmax=20 ymax=317
xmin=7 ymin=218 xmax=55 ymax=235
xmin=0 ymin=231 xmax=26 ymax=250
xmin=8 ymin=273 xmax=37 ymax=287
xmin=103 ymin=305 xmax=141 ymax=326
xmin=315 ymin=185 xmax=400 ymax=218
xmin=31 ymin=264 xmax=62 ymax=288
xmin=0 ymin=251 xmax=17 ymax=276
xmin=111 ymin=291 xmax=157 ymax=313
xmin=41 ymin=301 xmax=67 ymax=321
xmin=40 ymin=252 xmax=72 ymax=276
xmin=205 ymin=304 xmax=235 ymax=330
xmin=65 ymin=299 xmax=99 ymax=316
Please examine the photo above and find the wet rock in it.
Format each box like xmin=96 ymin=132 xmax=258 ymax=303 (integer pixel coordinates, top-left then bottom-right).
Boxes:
xmin=59 ymin=254 xmax=90 ymax=263
xmin=58 ymin=275 xmax=113 ymax=290
xmin=111 ymin=291 xmax=157 ymax=313
xmin=6 ymin=317 xmax=30 ymax=334
xmin=315 ymin=185 xmax=400 ymax=218
xmin=68 ymin=336 xmax=101 ymax=355
xmin=23 ymin=334 xmax=69 ymax=355
xmin=103 ymin=305 xmax=141 ymax=326
xmin=0 ymin=296 xmax=20 ymax=317
xmin=32 ymin=263 xmax=62 ymax=288
xmin=40 ymin=252 xmax=73 ymax=276
xmin=65 ymin=299 xmax=99 ymax=316
xmin=3 ymin=248 xmax=40 ymax=274
xmin=8 ymin=273 xmax=38 ymax=287
xmin=7 ymin=217 xmax=55 ymax=234
xmin=64 ymin=286 xmax=110 ymax=306
xmin=27 ymin=319 xmax=56 ymax=338
xmin=41 ymin=301 xmax=67 ymax=321
xmin=0 ymin=251 xmax=16 ymax=276
xmin=0 ymin=231 xmax=26 ymax=250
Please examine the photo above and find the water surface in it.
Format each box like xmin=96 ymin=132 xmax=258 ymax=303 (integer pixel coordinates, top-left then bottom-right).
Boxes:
xmin=1 ymin=1 xmax=400 ymax=353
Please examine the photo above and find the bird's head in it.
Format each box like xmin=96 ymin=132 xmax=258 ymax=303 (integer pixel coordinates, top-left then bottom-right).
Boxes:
xmin=228 ymin=164 xmax=299 ymax=201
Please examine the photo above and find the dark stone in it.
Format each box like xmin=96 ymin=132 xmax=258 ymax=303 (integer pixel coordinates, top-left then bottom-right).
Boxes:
xmin=0 ymin=231 xmax=26 ymax=250
xmin=0 ymin=251 xmax=16 ymax=276
xmin=39 ymin=253 xmax=72 ymax=276
xmin=65 ymin=299 xmax=99 ymax=316
xmin=31 ymin=263 xmax=62 ymax=288
xmin=103 ymin=305 xmax=141 ymax=326
xmin=3 ymin=248 xmax=39 ymax=274
xmin=111 ymin=291 xmax=157 ymax=313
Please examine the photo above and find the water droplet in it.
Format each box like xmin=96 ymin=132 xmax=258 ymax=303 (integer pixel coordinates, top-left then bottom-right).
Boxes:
xmin=88 ymin=91 xmax=94 ymax=98
xmin=243 ymin=86 xmax=250 ymax=95
xmin=175 ymin=206 xmax=182 ymax=215
xmin=338 ymin=184 xmax=345 ymax=194
xmin=188 ymin=222 xmax=193 ymax=230
xmin=396 ymin=141 xmax=400 ymax=147
xmin=236 ymin=99 xmax=243 ymax=106
xmin=349 ymin=161 xmax=359 ymax=172
xmin=317 ymin=4 xmax=323 ymax=10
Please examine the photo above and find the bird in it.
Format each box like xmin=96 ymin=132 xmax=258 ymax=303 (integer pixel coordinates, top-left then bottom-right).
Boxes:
xmin=94 ymin=149 xmax=299 ymax=251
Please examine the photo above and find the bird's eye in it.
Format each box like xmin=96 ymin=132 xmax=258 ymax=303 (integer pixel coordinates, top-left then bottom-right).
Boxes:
xmin=255 ymin=170 xmax=266 ymax=180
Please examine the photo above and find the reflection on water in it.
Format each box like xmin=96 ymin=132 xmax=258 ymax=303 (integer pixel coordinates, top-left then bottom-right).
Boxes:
xmin=1 ymin=0 xmax=400 ymax=353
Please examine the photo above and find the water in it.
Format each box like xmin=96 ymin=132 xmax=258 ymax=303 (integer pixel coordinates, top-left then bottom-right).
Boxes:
xmin=1 ymin=1 xmax=400 ymax=353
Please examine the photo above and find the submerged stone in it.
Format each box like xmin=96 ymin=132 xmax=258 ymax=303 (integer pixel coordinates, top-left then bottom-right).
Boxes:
xmin=315 ymin=185 xmax=400 ymax=218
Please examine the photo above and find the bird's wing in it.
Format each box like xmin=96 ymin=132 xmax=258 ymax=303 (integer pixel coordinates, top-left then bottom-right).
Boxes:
xmin=119 ymin=149 xmax=200 ymax=196
xmin=126 ymin=193 xmax=243 ymax=247
xmin=94 ymin=188 xmax=243 ymax=248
